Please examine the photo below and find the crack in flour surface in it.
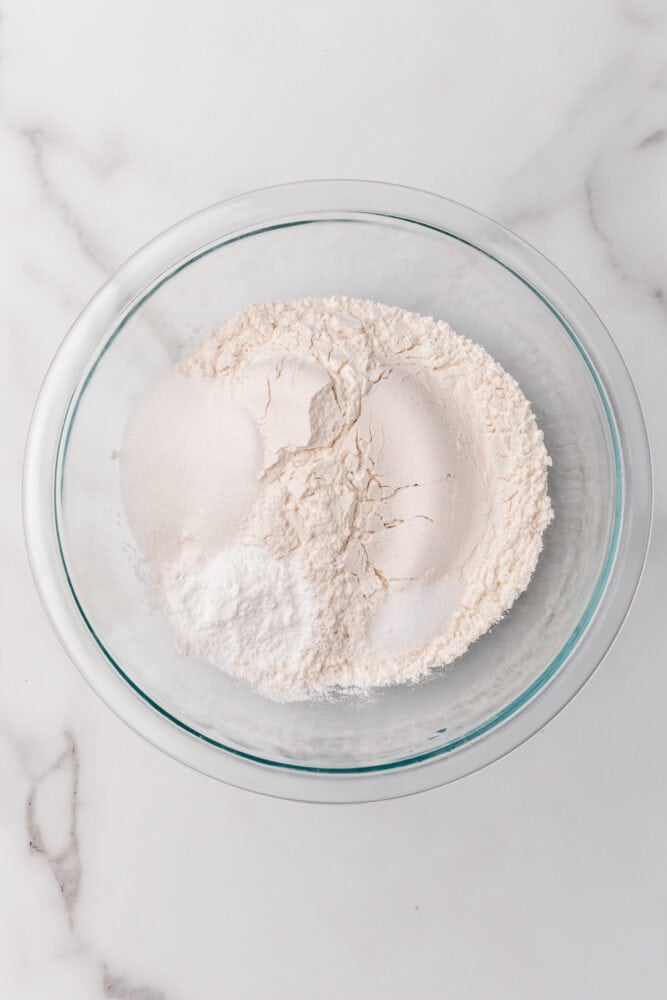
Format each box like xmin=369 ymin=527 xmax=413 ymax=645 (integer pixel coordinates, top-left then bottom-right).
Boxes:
xmin=121 ymin=297 xmax=553 ymax=701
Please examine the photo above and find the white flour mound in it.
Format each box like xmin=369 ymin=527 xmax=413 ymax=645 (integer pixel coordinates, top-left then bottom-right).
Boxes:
xmin=121 ymin=297 xmax=553 ymax=701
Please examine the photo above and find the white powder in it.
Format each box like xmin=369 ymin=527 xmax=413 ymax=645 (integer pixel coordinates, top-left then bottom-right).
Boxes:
xmin=163 ymin=545 xmax=317 ymax=685
xmin=121 ymin=368 xmax=261 ymax=565
xmin=121 ymin=296 xmax=553 ymax=701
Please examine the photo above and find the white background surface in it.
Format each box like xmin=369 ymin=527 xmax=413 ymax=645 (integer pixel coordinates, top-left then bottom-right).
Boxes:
xmin=2 ymin=2 xmax=666 ymax=997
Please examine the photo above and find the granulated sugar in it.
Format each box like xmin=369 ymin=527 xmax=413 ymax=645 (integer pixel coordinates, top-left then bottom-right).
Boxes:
xmin=121 ymin=297 xmax=553 ymax=701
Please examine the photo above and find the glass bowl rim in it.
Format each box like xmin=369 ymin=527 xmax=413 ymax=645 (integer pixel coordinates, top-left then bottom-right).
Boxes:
xmin=23 ymin=179 xmax=652 ymax=802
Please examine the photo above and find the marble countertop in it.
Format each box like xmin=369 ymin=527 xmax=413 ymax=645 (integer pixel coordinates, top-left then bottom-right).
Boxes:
xmin=2 ymin=1 xmax=666 ymax=997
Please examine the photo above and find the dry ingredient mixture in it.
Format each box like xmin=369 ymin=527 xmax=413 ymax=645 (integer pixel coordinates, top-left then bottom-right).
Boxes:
xmin=121 ymin=297 xmax=553 ymax=701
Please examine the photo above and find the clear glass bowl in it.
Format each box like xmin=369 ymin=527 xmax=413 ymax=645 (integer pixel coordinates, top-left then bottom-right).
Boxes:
xmin=23 ymin=181 xmax=652 ymax=802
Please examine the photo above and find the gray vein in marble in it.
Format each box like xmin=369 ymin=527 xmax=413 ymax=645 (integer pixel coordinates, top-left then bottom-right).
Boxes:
xmin=638 ymin=127 xmax=667 ymax=149
xmin=102 ymin=966 xmax=167 ymax=1000
xmin=22 ymin=731 xmax=171 ymax=999
xmin=500 ymin=199 xmax=571 ymax=235
xmin=498 ymin=59 xmax=632 ymax=232
xmin=583 ymin=176 xmax=622 ymax=272
xmin=584 ymin=172 xmax=667 ymax=309
xmin=26 ymin=730 xmax=81 ymax=925
xmin=18 ymin=126 xmax=108 ymax=271
xmin=498 ymin=50 xmax=666 ymax=320
xmin=0 ymin=120 xmax=181 ymax=384
xmin=619 ymin=2 xmax=663 ymax=29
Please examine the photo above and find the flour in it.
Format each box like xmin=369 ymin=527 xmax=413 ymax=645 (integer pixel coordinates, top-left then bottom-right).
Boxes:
xmin=121 ymin=297 xmax=553 ymax=701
